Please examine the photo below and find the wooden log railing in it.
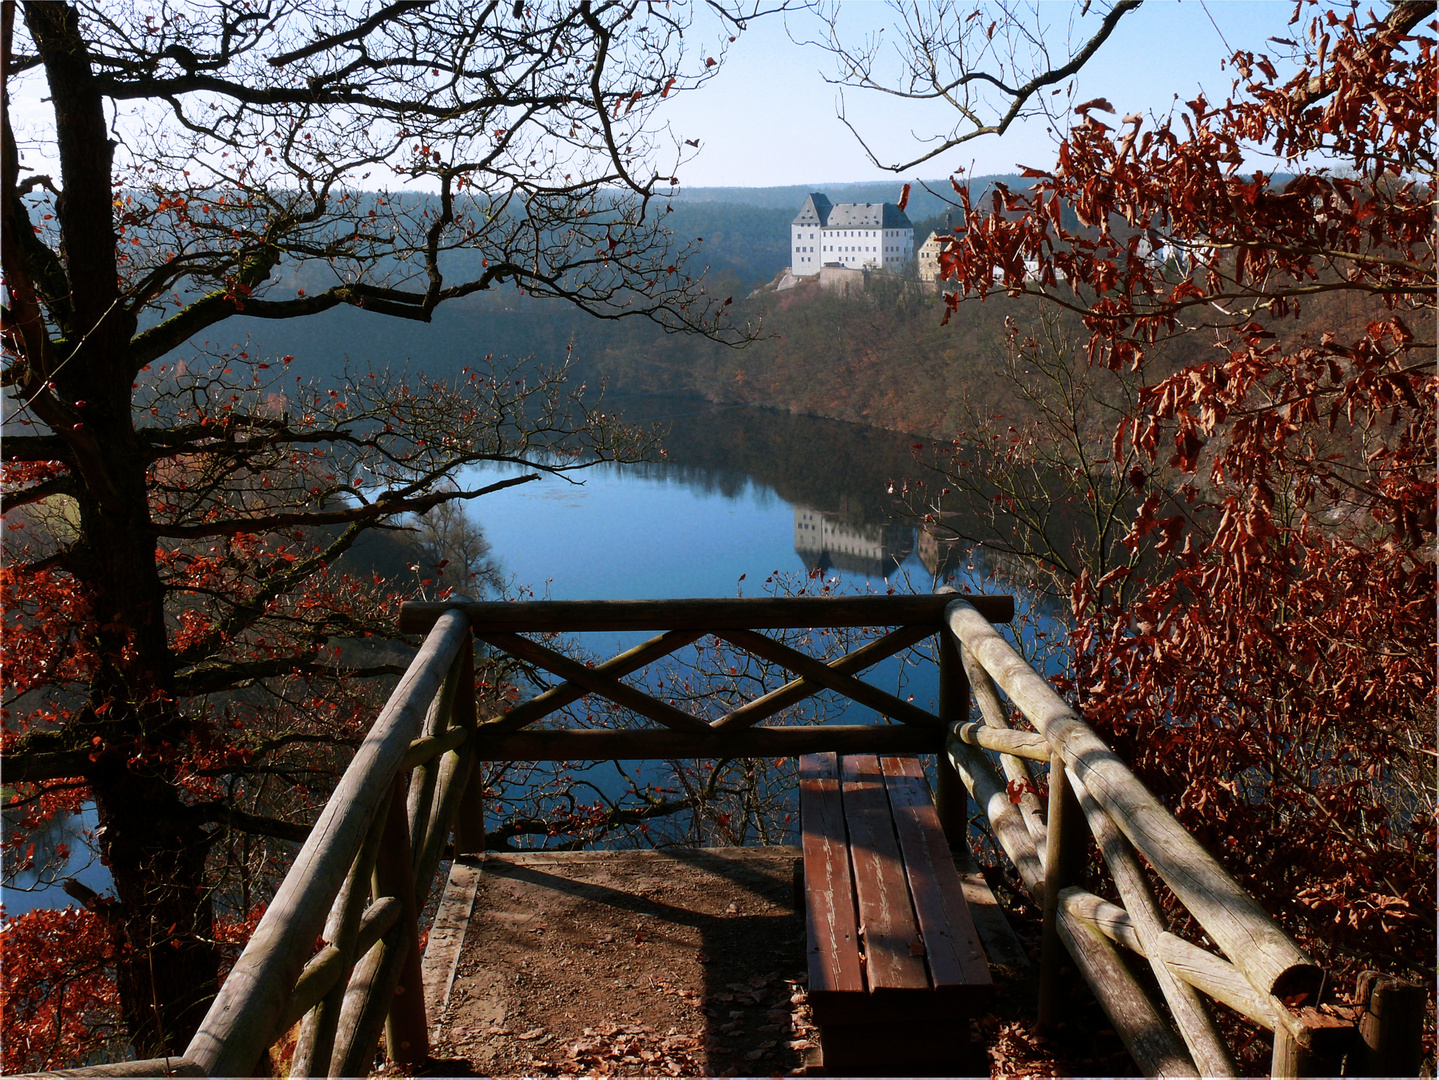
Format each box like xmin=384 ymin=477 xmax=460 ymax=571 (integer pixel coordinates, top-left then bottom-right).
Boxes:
xmin=940 ymin=594 xmax=1365 ymax=1079
xmin=30 ymin=594 xmax=1009 ymax=1078
xmin=35 ymin=591 xmax=1408 ymax=1078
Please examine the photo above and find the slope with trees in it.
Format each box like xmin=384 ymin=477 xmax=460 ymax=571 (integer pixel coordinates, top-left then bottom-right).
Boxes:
xmin=0 ymin=0 xmax=764 ymax=1066
xmin=829 ymin=0 xmax=1435 ymax=1010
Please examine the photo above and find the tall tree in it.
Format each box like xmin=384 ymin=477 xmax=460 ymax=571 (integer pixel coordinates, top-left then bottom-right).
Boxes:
xmin=830 ymin=0 xmax=1436 ymax=992
xmin=1 ymin=0 xmax=759 ymax=1060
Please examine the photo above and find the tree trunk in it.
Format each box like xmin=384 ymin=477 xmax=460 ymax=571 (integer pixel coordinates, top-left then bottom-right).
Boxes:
xmin=20 ymin=4 xmax=222 ymax=1054
xmin=92 ymin=763 xmax=221 ymax=1057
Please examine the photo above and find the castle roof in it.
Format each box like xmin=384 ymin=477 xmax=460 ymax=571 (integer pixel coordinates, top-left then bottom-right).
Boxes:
xmin=792 ymin=193 xmax=833 ymax=227
xmin=824 ymin=201 xmax=912 ymax=229
xmin=791 ymin=195 xmax=912 ymax=230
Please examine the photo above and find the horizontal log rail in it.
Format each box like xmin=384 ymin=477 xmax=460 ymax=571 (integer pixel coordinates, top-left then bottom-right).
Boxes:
xmin=470 ymin=724 xmax=944 ymax=759
xmin=40 ymin=591 xmax=1390 ymax=1078
xmin=398 ymin=594 xmax=1014 ymax=634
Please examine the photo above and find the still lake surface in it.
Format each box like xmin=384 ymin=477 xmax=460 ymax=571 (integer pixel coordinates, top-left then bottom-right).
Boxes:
xmin=2 ymin=396 xmax=1031 ymax=914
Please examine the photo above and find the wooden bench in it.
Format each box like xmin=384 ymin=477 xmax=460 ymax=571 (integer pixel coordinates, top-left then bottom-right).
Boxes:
xmin=799 ymin=752 xmax=993 ymax=1075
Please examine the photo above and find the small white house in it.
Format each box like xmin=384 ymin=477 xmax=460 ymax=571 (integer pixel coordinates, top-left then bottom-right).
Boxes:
xmin=790 ymin=193 xmax=914 ymax=277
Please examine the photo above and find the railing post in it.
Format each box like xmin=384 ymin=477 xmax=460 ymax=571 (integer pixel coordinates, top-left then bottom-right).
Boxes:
xmin=451 ymin=636 xmax=487 ymax=856
xmin=379 ymin=773 xmax=430 ymax=1069
xmin=331 ymin=774 xmax=429 ymax=1075
xmin=1357 ymin=972 xmax=1423 ymax=1079
xmin=1037 ymin=751 xmax=1086 ymax=1032
xmin=1270 ymin=1006 xmax=1354 ymax=1079
xmin=291 ymin=793 xmax=391 ymax=1077
xmin=407 ymin=656 xmax=461 ymax=855
xmin=935 ymin=625 xmax=969 ymax=848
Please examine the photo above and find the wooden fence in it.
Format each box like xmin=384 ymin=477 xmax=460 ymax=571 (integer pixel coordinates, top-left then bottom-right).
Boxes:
xmin=36 ymin=592 xmax=1412 ymax=1078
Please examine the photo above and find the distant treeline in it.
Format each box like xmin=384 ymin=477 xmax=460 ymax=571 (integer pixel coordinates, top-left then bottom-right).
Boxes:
xmin=153 ymin=174 xmax=1253 ymax=445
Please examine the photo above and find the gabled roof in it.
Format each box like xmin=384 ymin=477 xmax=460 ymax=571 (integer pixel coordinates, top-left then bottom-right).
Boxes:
xmin=792 ymin=193 xmax=833 ymax=227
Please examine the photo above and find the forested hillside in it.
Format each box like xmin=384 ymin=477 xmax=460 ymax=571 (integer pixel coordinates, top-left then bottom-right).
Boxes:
xmin=160 ymin=175 xmax=1043 ymax=440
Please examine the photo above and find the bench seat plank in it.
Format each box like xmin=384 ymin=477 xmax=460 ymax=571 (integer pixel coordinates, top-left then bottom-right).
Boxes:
xmin=840 ymin=754 xmax=929 ymax=990
xmin=880 ymin=754 xmax=993 ymax=993
xmin=799 ymin=752 xmax=864 ymax=996
xmin=799 ymin=752 xmax=992 ymax=1075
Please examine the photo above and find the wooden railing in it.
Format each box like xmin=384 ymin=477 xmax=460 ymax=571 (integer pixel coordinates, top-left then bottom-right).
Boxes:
xmin=941 ymin=594 xmax=1361 ymax=1078
xmin=38 ymin=591 xmax=1405 ymax=1079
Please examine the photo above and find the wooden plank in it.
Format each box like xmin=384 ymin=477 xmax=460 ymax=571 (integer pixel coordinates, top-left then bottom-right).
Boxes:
xmin=471 ymin=724 xmax=943 ymax=759
xmin=713 ymin=624 xmax=933 ymax=732
xmin=946 ymin=598 xmax=1321 ymax=1002
xmin=483 ymin=630 xmax=701 ymax=733
xmin=952 ymin=846 xmax=1031 ymax=976
xmin=478 ymin=630 xmax=713 ymax=734
xmin=878 ymin=756 xmax=991 ymax=994
xmin=400 ymin=594 xmax=1015 ymax=634
xmin=421 ymin=857 xmax=483 ymax=1040
xmin=799 ymin=753 xmax=864 ymax=997
xmin=184 ymin=609 xmax=472 ymax=1077
xmin=839 ymin=754 xmax=928 ymax=991
xmin=715 ymin=628 xmax=943 ymax=729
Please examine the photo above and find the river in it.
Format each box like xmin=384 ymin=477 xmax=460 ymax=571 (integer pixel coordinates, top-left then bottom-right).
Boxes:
xmin=2 ymin=395 xmax=1049 ymax=914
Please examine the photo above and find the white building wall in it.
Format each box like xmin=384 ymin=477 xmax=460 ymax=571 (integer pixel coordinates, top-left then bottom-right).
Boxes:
xmin=791 ymin=224 xmax=821 ymax=276
xmin=818 ymin=227 xmax=912 ymax=271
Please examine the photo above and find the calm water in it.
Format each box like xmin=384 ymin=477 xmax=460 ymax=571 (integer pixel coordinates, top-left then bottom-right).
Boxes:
xmin=462 ymin=395 xmax=994 ymax=601
xmin=2 ymin=396 xmax=1037 ymax=912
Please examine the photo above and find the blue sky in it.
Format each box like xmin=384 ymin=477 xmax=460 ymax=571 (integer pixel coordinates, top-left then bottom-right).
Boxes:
xmin=5 ymin=2 xmax=1308 ymax=195
xmin=665 ymin=1 xmax=1307 ymax=188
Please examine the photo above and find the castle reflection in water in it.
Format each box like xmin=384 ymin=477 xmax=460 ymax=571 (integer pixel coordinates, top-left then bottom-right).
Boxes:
xmin=793 ymin=507 xmax=966 ymax=581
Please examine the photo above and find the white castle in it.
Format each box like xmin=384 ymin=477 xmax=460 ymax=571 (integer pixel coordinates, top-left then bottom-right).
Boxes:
xmin=789 ymin=193 xmax=914 ymax=277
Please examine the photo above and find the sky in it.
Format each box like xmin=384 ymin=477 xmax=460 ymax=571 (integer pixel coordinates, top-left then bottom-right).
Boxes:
xmin=662 ymin=0 xmax=1307 ymax=188
xmin=4 ymin=1 xmax=1311 ymax=195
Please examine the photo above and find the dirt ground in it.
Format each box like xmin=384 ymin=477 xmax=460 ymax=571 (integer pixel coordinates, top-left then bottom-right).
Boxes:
xmin=427 ymin=848 xmax=815 ymax=1077
xmin=409 ymin=847 xmax=1136 ymax=1079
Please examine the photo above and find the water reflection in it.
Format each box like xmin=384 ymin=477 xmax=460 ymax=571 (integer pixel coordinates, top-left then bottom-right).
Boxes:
xmin=1 ymin=802 xmax=108 ymax=917
xmin=793 ymin=507 xmax=915 ymax=580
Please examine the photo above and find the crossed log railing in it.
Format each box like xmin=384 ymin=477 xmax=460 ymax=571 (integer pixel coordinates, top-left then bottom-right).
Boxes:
xmin=42 ymin=592 xmax=1412 ymax=1079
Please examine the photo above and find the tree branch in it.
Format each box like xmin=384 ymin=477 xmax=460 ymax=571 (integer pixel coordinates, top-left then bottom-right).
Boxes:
xmin=0 ymin=472 xmax=76 ymax=512
xmin=193 ymin=803 xmax=312 ymax=844
xmin=173 ymin=657 xmax=408 ymax=698
xmin=154 ymin=471 xmax=539 ymax=538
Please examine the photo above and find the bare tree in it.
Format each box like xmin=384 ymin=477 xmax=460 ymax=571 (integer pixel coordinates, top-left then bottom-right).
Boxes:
xmin=807 ymin=0 xmax=1140 ymax=173
xmin=0 ymin=0 xmax=773 ymax=1058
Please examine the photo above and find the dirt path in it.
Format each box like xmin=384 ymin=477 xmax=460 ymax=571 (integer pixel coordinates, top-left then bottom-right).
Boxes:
xmin=426 ymin=848 xmax=816 ymax=1077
